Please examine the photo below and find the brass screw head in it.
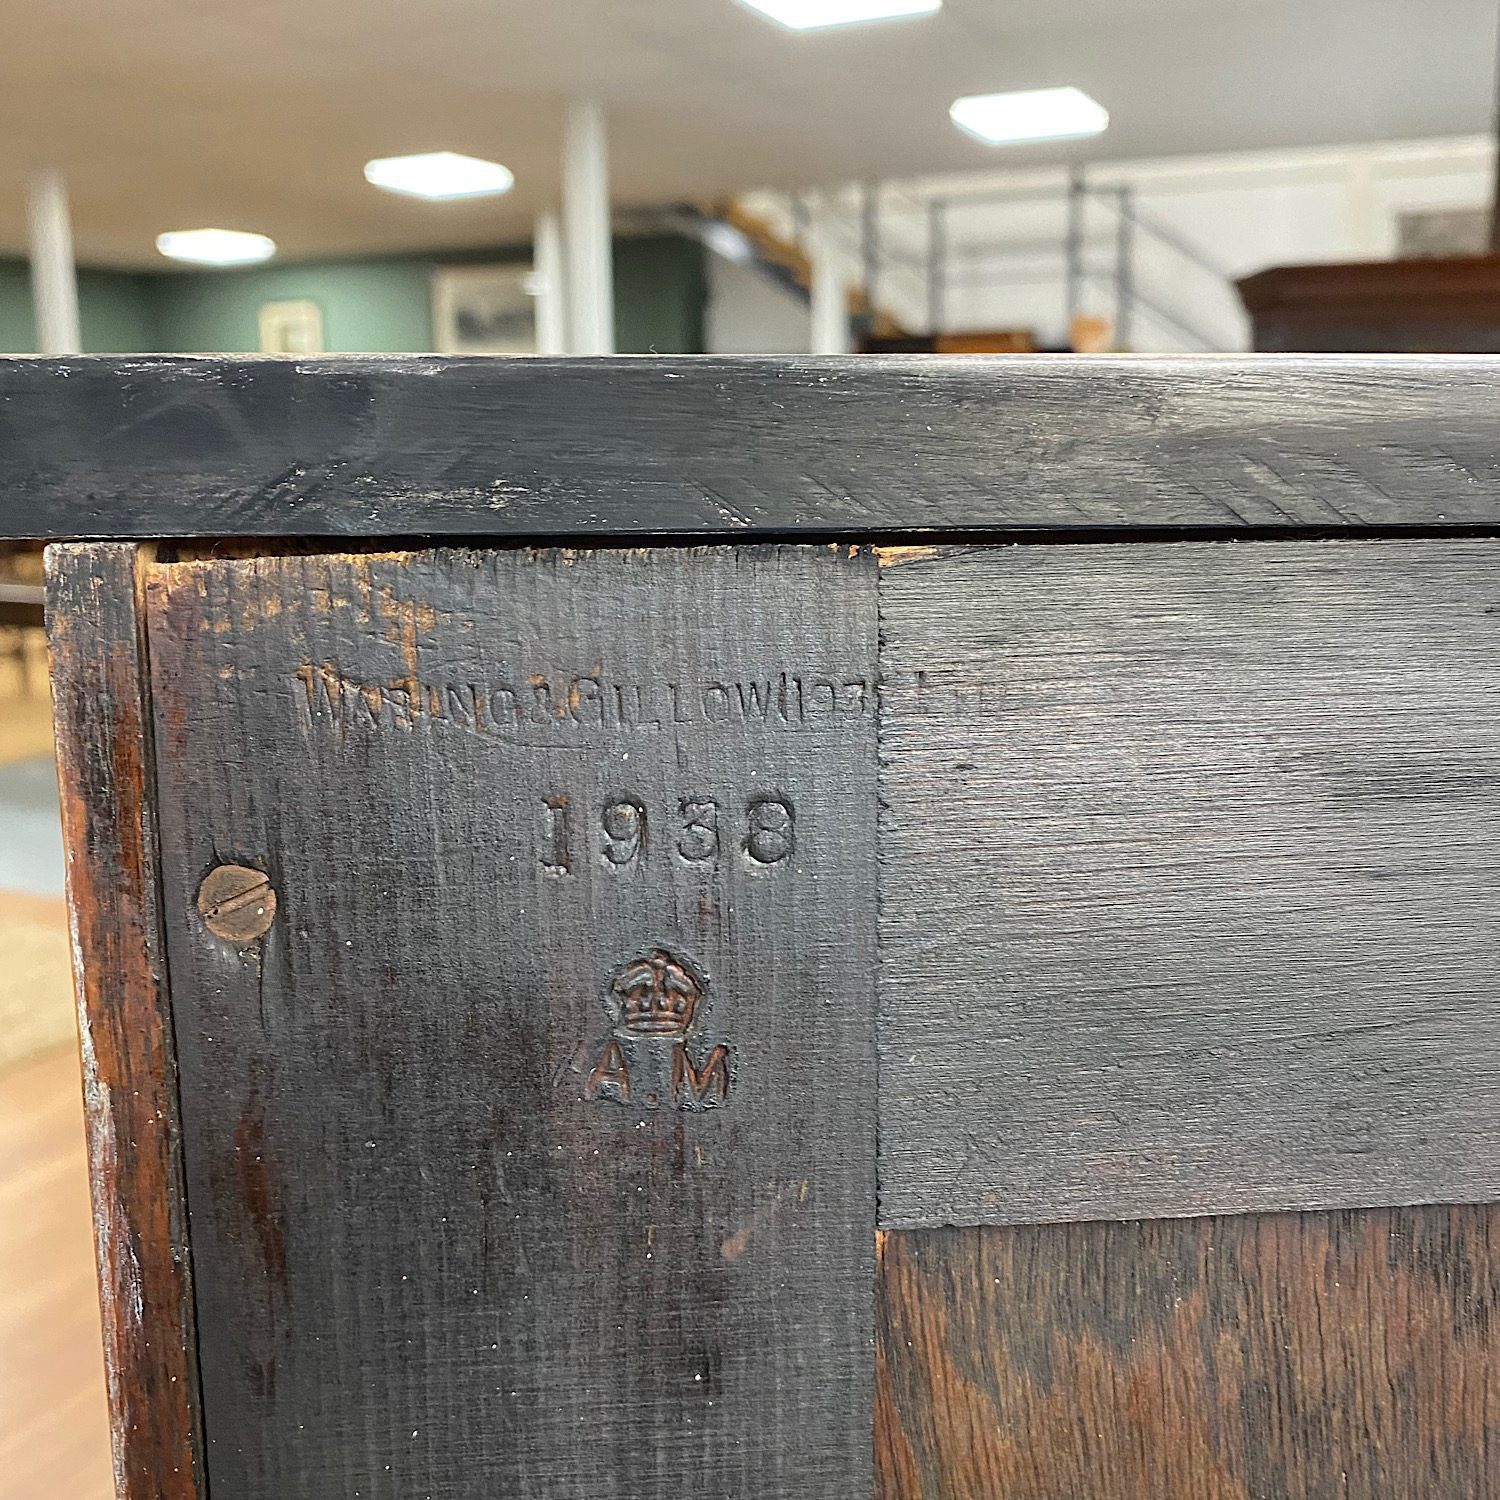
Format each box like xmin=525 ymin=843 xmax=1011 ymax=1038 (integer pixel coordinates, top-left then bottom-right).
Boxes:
xmin=197 ymin=864 xmax=277 ymax=943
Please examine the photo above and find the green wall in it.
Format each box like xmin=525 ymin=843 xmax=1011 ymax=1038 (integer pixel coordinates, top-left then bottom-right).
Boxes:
xmin=0 ymin=262 xmax=35 ymax=351
xmin=615 ymin=235 xmax=706 ymax=353
xmin=151 ymin=258 xmax=435 ymax=354
xmin=0 ymin=262 xmax=157 ymax=353
xmin=0 ymin=233 xmax=706 ymax=356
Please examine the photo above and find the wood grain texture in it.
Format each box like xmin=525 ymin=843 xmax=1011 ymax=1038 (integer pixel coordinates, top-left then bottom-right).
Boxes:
xmin=876 ymin=1208 xmax=1500 ymax=1500
xmin=143 ymin=544 xmax=878 ymax=1499
xmin=45 ymin=542 xmax=204 ymax=1500
xmin=6 ymin=355 xmax=1500 ymax=539
xmin=879 ymin=540 xmax=1500 ymax=1227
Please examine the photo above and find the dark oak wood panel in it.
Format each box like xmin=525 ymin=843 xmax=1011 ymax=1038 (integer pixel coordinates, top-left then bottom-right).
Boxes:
xmin=44 ymin=542 xmax=204 ymax=1500
xmin=142 ymin=545 xmax=878 ymax=1499
xmin=6 ymin=356 xmax=1500 ymax=539
xmin=876 ymin=1208 xmax=1500 ymax=1500
xmin=878 ymin=540 xmax=1500 ymax=1228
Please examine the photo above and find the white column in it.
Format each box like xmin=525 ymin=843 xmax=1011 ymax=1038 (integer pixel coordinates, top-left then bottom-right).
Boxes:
xmin=808 ymin=194 xmax=850 ymax=355
xmin=26 ymin=169 xmax=82 ymax=356
xmin=533 ymin=211 xmax=569 ymax=355
xmin=562 ymin=101 xmax=615 ymax=355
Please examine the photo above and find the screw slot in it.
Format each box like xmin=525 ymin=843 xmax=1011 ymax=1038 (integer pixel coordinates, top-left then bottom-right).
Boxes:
xmin=197 ymin=864 xmax=277 ymax=944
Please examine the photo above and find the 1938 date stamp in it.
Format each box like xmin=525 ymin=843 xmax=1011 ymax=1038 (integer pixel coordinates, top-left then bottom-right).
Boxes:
xmin=540 ymin=793 xmax=795 ymax=875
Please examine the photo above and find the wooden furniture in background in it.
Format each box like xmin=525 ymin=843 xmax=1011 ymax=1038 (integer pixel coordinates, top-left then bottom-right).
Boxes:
xmin=861 ymin=329 xmax=1036 ymax=353
xmin=1238 ymin=254 xmax=1500 ymax=351
xmin=19 ymin=355 xmax=1500 ymax=1499
xmin=0 ymin=583 xmax=45 ymax=696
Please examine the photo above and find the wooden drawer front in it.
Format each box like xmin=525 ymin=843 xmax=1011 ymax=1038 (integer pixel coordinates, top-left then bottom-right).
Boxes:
xmin=140 ymin=545 xmax=878 ymax=1499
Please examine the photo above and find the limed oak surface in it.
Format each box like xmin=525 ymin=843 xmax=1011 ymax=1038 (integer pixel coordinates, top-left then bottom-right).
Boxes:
xmin=879 ymin=540 xmax=1500 ymax=1228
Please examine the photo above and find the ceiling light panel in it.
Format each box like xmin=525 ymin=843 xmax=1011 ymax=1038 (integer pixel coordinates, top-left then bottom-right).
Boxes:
xmin=364 ymin=152 xmax=515 ymax=201
xmin=156 ymin=229 xmax=277 ymax=266
xmin=736 ymin=0 xmax=940 ymax=32
xmin=950 ymin=87 xmax=1110 ymax=145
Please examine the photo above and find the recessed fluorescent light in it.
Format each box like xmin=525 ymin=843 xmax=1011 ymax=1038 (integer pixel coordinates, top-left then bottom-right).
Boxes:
xmin=363 ymin=151 xmax=515 ymax=201
xmin=736 ymin=0 xmax=940 ymax=31
xmin=156 ymin=229 xmax=277 ymax=266
xmin=950 ymin=87 xmax=1110 ymax=145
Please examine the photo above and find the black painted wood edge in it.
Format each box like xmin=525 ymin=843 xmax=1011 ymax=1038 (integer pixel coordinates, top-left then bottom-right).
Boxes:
xmin=45 ymin=542 xmax=206 ymax=1500
xmin=5 ymin=354 xmax=1500 ymax=539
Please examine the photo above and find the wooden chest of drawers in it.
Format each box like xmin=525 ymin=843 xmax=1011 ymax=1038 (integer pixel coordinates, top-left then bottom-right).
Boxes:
xmin=16 ymin=354 xmax=1500 ymax=1499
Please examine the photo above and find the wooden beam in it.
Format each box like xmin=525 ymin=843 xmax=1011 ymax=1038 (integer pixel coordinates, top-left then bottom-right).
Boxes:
xmin=6 ymin=356 xmax=1500 ymax=540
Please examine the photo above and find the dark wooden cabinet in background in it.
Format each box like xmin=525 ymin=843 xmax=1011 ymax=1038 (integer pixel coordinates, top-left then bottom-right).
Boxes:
xmin=1238 ymin=255 xmax=1500 ymax=352
xmin=17 ymin=355 xmax=1500 ymax=1499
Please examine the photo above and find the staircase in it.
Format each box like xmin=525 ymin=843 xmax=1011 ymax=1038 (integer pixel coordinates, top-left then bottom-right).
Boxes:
xmin=693 ymin=173 xmax=1240 ymax=353
xmin=690 ymin=198 xmax=908 ymax=340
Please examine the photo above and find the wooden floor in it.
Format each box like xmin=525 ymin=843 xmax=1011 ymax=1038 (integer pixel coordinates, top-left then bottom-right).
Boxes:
xmin=0 ymin=1047 xmax=112 ymax=1500
xmin=0 ymin=635 xmax=113 ymax=1500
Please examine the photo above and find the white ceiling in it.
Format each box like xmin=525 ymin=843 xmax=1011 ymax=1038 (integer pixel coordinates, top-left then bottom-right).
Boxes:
xmin=0 ymin=0 xmax=1495 ymax=267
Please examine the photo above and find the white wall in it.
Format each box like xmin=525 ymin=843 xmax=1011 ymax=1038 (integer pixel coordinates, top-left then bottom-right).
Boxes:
xmin=705 ymin=253 xmax=809 ymax=354
xmin=729 ymin=136 xmax=1497 ymax=353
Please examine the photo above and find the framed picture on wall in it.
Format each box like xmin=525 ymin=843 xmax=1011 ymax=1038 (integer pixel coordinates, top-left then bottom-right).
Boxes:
xmin=258 ymin=299 xmax=324 ymax=355
xmin=1396 ymin=207 xmax=1489 ymax=260
xmin=432 ymin=264 xmax=537 ymax=354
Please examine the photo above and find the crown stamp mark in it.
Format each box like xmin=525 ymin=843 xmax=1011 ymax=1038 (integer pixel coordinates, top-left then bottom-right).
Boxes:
xmin=607 ymin=950 xmax=701 ymax=1037
xmin=586 ymin=948 xmax=731 ymax=1110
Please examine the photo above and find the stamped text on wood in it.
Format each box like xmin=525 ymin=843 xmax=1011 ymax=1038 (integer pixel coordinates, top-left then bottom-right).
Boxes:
xmin=143 ymin=545 xmax=879 ymax=1500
